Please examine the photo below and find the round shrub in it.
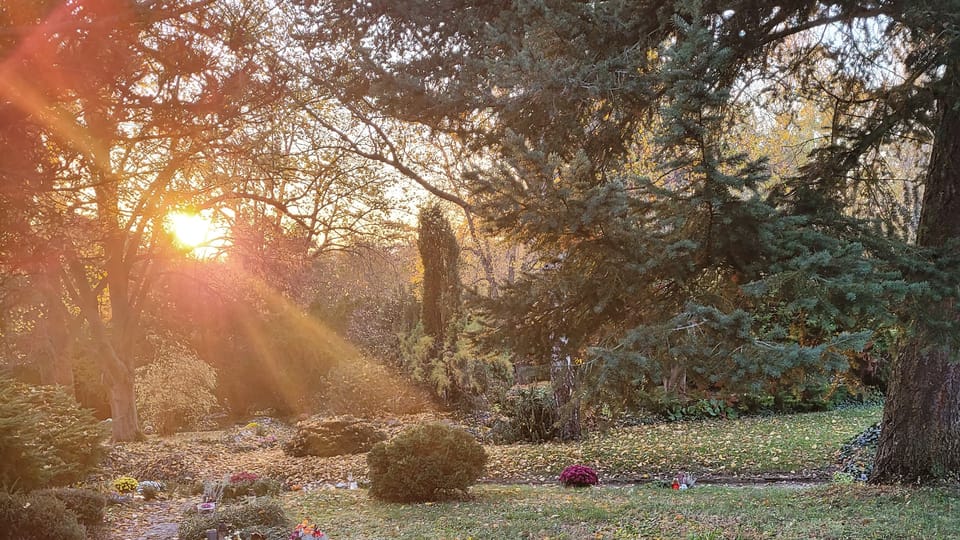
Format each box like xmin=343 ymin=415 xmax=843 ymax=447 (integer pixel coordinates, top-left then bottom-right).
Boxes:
xmin=367 ymin=422 xmax=487 ymax=502
xmin=178 ymin=496 xmax=290 ymax=540
xmin=559 ymin=464 xmax=599 ymax=487
xmin=34 ymin=487 xmax=106 ymax=528
xmin=0 ymin=491 xmax=86 ymax=540
xmin=0 ymin=378 xmax=106 ymax=491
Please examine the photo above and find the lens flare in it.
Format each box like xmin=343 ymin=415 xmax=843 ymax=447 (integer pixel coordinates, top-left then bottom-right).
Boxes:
xmin=167 ymin=212 xmax=212 ymax=249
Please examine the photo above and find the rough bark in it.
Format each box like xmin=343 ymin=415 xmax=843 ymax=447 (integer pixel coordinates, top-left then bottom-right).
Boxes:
xmin=550 ymin=338 xmax=582 ymax=441
xmin=872 ymin=60 xmax=960 ymax=483
xmin=873 ymin=337 xmax=960 ymax=483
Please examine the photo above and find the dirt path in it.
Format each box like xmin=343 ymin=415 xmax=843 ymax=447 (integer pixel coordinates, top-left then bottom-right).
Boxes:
xmin=103 ymin=498 xmax=185 ymax=540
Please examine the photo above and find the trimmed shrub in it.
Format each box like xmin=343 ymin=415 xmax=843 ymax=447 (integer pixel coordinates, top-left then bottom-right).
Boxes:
xmin=178 ymin=496 xmax=290 ymax=540
xmin=367 ymin=422 xmax=486 ymax=502
xmin=34 ymin=488 xmax=106 ymax=528
xmin=0 ymin=491 xmax=86 ymax=540
xmin=559 ymin=464 xmax=599 ymax=488
xmin=283 ymin=416 xmax=387 ymax=458
xmin=0 ymin=378 xmax=105 ymax=491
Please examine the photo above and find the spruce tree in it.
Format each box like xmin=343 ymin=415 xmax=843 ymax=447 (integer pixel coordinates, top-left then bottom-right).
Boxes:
xmin=297 ymin=0 xmax=960 ymax=479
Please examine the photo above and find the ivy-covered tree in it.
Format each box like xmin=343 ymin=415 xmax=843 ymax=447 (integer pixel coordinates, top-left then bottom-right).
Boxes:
xmin=298 ymin=0 xmax=960 ymax=481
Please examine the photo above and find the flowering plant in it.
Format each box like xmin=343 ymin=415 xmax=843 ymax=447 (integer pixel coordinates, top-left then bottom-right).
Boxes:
xmin=290 ymin=519 xmax=328 ymax=540
xmin=559 ymin=464 xmax=598 ymax=487
xmin=112 ymin=475 xmax=139 ymax=494
xmin=229 ymin=471 xmax=259 ymax=484
xmin=137 ymin=480 xmax=165 ymax=500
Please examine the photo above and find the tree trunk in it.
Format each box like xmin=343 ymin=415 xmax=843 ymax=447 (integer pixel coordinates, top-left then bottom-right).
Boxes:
xmin=550 ymin=337 xmax=581 ymax=441
xmin=872 ymin=337 xmax=960 ymax=483
xmin=871 ymin=59 xmax=960 ymax=483
xmin=107 ymin=366 xmax=140 ymax=442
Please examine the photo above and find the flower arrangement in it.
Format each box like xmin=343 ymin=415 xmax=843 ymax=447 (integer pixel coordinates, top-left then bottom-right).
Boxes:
xmin=671 ymin=472 xmax=696 ymax=490
xmin=229 ymin=471 xmax=259 ymax=484
xmin=137 ymin=480 xmax=165 ymax=500
xmin=112 ymin=476 xmax=139 ymax=494
xmin=290 ymin=519 xmax=328 ymax=539
xmin=559 ymin=464 xmax=598 ymax=488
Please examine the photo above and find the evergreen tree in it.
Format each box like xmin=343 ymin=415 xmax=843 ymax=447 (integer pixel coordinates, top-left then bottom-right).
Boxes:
xmin=417 ymin=204 xmax=461 ymax=348
xmin=298 ymin=0 xmax=960 ymax=480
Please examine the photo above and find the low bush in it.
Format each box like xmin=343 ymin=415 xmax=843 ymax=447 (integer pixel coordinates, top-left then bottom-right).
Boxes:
xmin=34 ymin=487 xmax=106 ymax=528
xmin=221 ymin=476 xmax=282 ymax=502
xmin=0 ymin=491 xmax=87 ymax=540
xmin=135 ymin=339 xmax=219 ymax=435
xmin=0 ymin=378 xmax=106 ymax=491
xmin=283 ymin=416 xmax=387 ymax=458
xmin=491 ymin=382 xmax=560 ymax=443
xmin=367 ymin=422 xmax=486 ymax=502
xmin=178 ymin=497 xmax=290 ymax=540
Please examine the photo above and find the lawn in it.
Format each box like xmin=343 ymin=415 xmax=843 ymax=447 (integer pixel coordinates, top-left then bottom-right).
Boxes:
xmin=283 ymin=483 xmax=960 ymax=539
xmin=277 ymin=405 xmax=949 ymax=540
xmin=484 ymin=404 xmax=882 ymax=482
xmin=102 ymin=404 xmax=958 ymax=540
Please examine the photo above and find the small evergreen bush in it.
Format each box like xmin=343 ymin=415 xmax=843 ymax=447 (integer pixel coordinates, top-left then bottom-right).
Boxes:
xmin=0 ymin=378 xmax=105 ymax=491
xmin=34 ymin=487 xmax=106 ymax=528
xmin=0 ymin=491 xmax=87 ymax=540
xmin=178 ymin=497 xmax=290 ymax=540
xmin=492 ymin=382 xmax=561 ymax=443
xmin=367 ymin=422 xmax=486 ymax=502
xmin=559 ymin=464 xmax=599 ymax=487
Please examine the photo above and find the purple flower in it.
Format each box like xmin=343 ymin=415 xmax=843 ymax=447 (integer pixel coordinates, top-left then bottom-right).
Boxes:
xmin=559 ymin=464 xmax=598 ymax=487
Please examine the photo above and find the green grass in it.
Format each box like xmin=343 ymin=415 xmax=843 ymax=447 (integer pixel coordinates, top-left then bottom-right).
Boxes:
xmin=278 ymin=406 xmax=921 ymax=539
xmin=484 ymin=405 xmax=882 ymax=482
xmin=283 ymin=483 xmax=960 ymax=539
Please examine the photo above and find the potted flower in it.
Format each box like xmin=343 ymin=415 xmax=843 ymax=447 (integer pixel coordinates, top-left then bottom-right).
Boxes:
xmin=290 ymin=519 xmax=328 ymax=540
xmin=559 ymin=464 xmax=599 ymax=488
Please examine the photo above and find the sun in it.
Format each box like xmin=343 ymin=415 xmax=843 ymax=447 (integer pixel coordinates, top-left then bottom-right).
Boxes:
xmin=166 ymin=211 xmax=212 ymax=250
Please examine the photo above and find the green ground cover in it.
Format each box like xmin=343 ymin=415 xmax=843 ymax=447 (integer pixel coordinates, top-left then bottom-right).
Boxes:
xmin=277 ymin=405 xmax=958 ymax=540
xmin=484 ymin=405 xmax=882 ymax=482
xmin=283 ymin=483 xmax=959 ymax=539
